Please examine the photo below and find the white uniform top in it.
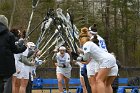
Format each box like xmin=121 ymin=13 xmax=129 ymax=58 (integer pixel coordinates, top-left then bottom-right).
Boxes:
xmin=22 ymin=47 xmax=33 ymax=71
xmin=16 ymin=41 xmax=35 ymax=79
xmin=14 ymin=38 xmax=24 ymax=67
xmin=86 ymin=35 xmax=108 ymax=76
xmin=56 ymin=52 xmax=71 ymax=68
xmin=22 ymin=48 xmax=32 ymax=79
xmin=14 ymin=53 xmax=24 ymax=69
xmin=83 ymin=41 xmax=116 ymax=68
xmin=56 ymin=52 xmax=72 ymax=78
xmin=13 ymin=39 xmax=25 ymax=76
xmin=13 ymin=53 xmax=24 ymax=77
xmin=22 ymin=48 xmax=42 ymax=80
xmin=97 ymin=35 xmax=108 ymax=52
xmin=14 ymin=53 xmax=21 ymax=67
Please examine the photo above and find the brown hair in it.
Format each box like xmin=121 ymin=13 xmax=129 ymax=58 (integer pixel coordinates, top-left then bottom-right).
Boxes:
xmin=21 ymin=30 xmax=26 ymax=38
xmin=79 ymin=27 xmax=89 ymax=39
xmin=10 ymin=28 xmax=26 ymax=39
xmin=91 ymin=35 xmax=99 ymax=46
xmin=10 ymin=28 xmax=20 ymax=38
xmin=79 ymin=27 xmax=90 ymax=45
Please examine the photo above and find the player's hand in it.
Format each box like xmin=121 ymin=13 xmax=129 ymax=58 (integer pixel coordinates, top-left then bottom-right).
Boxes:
xmin=67 ymin=48 xmax=72 ymax=53
xmin=77 ymin=48 xmax=83 ymax=54
xmin=30 ymin=61 xmax=35 ymax=66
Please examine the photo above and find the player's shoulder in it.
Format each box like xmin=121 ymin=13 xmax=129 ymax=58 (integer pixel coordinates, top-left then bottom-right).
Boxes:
xmin=65 ymin=52 xmax=70 ymax=56
xmin=83 ymin=41 xmax=94 ymax=49
xmin=56 ymin=52 xmax=60 ymax=56
xmin=83 ymin=41 xmax=94 ymax=51
xmin=84 ymin=41 xmax=93 ymax=46
xmin=97 ymin=35 xmax=104 ymax=40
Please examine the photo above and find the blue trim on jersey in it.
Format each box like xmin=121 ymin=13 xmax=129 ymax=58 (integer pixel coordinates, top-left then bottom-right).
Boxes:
xmin=99 ymin=40 xmax=107 ymax=49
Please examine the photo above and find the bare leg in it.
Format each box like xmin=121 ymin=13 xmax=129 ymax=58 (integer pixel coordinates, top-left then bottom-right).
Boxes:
xmin=105 ymin=76 xmax=116 ymax=93
xmin=15 ymin=78 xmax=21 ymax=93
xmin=88 ymin=75 xmax=96 ymax=93
xmin=12 ymin=76 xmax=20 ymax=93
xmin=96 ymin=68 xmax=111 ymax=93
xmin=64 ymin=76 xmax=69 ymax=92
xmin=19 ymin=78 xmax=29 ymax=93
xmin=57 ymin=73 xmax=64 ymax=93
xmin=12 ymin=76 xmax=16 ymax=93
xmin=80 ymin=77 xmax=87 ymax=93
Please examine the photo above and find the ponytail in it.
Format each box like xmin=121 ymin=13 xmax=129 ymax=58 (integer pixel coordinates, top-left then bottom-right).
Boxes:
xmin=91 ymin=35 xmax=99 ymax=46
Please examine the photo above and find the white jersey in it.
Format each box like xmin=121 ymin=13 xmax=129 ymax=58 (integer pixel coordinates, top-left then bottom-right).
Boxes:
xmin=87 ymin=35 xmax=108 ymax=76
xmin=22 ymin=47 xmax=33 ymax=71
xmin=97 ymin=35 xmax=108 ymax=52
xmin=14 ymin=53 xmax=24 ymax=69
xmin=13 ymin=39 xmax=25 ymax=76
xmin=56 ymin=52 xmax=72 ymax=78
xmin=14 ymin=38 xmax=24 ymax=66
xmin=83 ymin=41 xmax=116 ymax=68
xmin=13 ymin=53 xmax=24 ymax=77
xmin=56 ymin=52 xmax=71 ymax=68
xmin=16 ymin=41 xmax=35 ymax=79
xmin=20 ymin=48 xmax=32 ymax=79
xmin=22 ymin=48 xmax=32 ymax=72
xmin=14 ymin=53 xmax=21 ymax=66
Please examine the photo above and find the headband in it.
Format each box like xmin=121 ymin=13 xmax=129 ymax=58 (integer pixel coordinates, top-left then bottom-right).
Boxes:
xmin=89 ymin=31 xmax=98 ymax=35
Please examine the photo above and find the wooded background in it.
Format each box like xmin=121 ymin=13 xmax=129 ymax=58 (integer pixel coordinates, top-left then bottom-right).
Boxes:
xmin=0 ymin=0 xmax=140 ymax=77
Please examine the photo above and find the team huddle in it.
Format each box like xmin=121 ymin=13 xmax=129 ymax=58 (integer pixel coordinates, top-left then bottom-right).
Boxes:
xmin=0 ymin=15 xmax=118 ymax=93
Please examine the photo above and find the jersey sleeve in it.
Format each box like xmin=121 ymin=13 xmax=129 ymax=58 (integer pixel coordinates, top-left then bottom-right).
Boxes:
xmin=66 ymin=53 xmax=70 ymax=63
xmin=83 ymin=43 xmax=91 ymax=54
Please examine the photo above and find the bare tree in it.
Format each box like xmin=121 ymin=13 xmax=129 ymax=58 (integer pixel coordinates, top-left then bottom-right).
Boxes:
xmin=9 ymin=0 xmax=16 ymax=29
xmin=104 ymin=0 xmax=110 ymax=50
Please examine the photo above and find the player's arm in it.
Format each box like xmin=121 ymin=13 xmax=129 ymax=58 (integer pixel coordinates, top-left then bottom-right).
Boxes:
xmin=62 ymin=53 xmax=70 ymax=68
